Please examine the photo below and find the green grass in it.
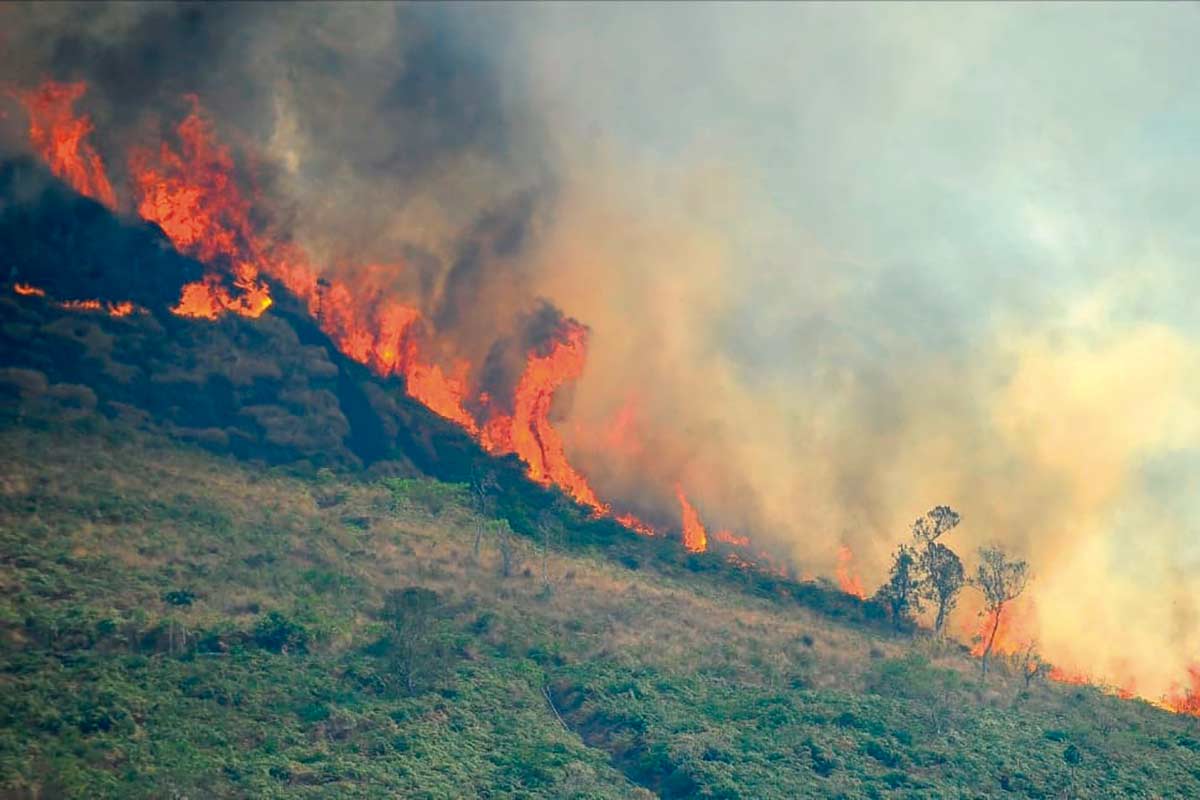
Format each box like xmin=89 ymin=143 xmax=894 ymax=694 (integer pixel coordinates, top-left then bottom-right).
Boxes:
xmin=1 ymin=422 xmax=1198 ymax=798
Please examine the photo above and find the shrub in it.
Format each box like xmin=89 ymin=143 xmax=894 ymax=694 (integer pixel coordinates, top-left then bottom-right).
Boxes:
xmin=382 ymin=477 xmax=468 ymax=515
xmin=252 ymin=611 xmax=310 ymax=654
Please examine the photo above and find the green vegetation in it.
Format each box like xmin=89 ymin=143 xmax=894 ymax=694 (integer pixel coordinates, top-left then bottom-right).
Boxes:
xmin=2 ymin=423 xmax=1199 ymax=798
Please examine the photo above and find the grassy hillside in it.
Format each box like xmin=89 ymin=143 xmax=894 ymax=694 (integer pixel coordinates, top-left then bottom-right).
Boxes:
xmin=2 ymin=421 xmax=1199 ymax=798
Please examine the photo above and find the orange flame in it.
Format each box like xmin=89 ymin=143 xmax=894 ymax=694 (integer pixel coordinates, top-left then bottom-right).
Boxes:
xmin=57 ymin=299 xmax=101 ymax=312
xmin=1163 ymin=666 xmax=1200 ymax=716
xmin=15 ymin=81 xmax=116 ymax=209
xmin=14 ymin=81 xmax=758 ymax=552
xmin=13 ymin=283 xmax=46 ymax=297
xmin=675 ymin=484 xmax=709 ymax=553
xmin=482 ymin=321 xmax=606 ymax=512
xmin=12 ymin=282 xmax=142 ymax=317
xmin=614 ymin=513 xmax=658 ymax=537
xmin=835 ymin=545 xmax=867 ymax=598
xmin=129 ymin=97 xmax=272 ymax=319
xmin=714 ymin=529 xmax=751 ymax=548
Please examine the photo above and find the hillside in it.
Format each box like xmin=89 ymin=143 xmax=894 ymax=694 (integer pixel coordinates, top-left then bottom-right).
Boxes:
xmin=2 ymin=422 xmax=1199 ymax=798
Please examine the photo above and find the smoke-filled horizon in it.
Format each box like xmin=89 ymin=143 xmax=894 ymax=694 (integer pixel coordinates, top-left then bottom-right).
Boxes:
xmin=3 ymin=2 xmax=1199 ymax=700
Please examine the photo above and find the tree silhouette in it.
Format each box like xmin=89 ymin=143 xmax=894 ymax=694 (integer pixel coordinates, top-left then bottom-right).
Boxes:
xmin=874 ymin=544 xmax=922 ymax=630
xmin=973 ymin=546 xmax=1030 ymax=676
xmin=912 ymin=506 xmax=965 ymax=638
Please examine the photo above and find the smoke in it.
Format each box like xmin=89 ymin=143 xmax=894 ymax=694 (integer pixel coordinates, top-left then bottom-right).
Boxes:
xmin=4 ymin=2 xmax=1200 ymax=697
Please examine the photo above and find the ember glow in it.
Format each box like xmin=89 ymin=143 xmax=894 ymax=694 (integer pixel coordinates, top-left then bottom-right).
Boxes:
xmin=11 ymin=282 xmax=143 ymax=318
xmin=13 ymin=283 xmax=45 ymax=297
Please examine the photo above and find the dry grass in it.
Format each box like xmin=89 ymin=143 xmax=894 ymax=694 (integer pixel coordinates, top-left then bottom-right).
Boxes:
xmin=0 ymin=423 xmax=1025 ymax=698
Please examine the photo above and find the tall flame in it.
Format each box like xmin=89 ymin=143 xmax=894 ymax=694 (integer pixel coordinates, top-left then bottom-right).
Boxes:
xmin=15 ymin=81 xmax=116 ymax=209
xmin=835 ymin=545 xmax=867 ymax=598
xmin=482 ymin=321 xmax=606 ymax=512
xmin=129 ymin=97 xmax=272 ymax=319
xmin=675 ymin=484 xmax=709 ymax=553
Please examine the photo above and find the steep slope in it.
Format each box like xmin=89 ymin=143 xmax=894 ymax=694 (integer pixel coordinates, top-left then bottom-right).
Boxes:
xmin=1 ymin=423 xmax=1199 ymax=798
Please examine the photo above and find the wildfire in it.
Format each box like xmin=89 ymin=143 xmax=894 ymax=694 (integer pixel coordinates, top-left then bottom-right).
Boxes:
xmin=12 ymin=80 xmax=1200 ymax=719
xmin=5 ymin=80 xmax=886 ymax=577
xmin=835 ymin=545 xmax=867 ymax=599
xmin=14 ymin=80 xmax=117 ymax=209
xmin=675 ymin=485 xmax=709 ymax=553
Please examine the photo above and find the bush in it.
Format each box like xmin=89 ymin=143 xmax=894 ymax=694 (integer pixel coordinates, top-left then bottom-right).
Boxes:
xmin=252 ymin=611 xmax=310 ymax=654
xmin=382 ymin=477 xmax=468 ymax=515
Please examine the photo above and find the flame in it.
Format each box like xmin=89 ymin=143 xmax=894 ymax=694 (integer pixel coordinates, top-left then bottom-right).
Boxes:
xmin=615 ymin=512 xmax=657 ymax=537
xmin=57 ymin=299 xmax=102 ymax=312
xmin=482 ymin=321 xmax=607 ymax=512
xmin=14 ymin=81 xmax=816 ymax=559
xmin=835 ymin=545 xmax=867 ymax=598
xmin=603 ymin=393 xmax=644 ymax=457
xmin=714 ymin=529 xmax=750 ymax=548
xmin=125 ymin=97 xmax=484 ymax=431
xmin=1163 ymin=666 xmax=1200 ymax=716
xmin=13 ymin=283 xmax=45 ymax=297
xmin=675 ymin=484 xmax=709 ymax=553
xmin=129 ymin=97 xmax=272 ymax=319
xmin=14 ymin=81 xmax=116 ymax=209
xmin=12 ymin=282 xmax=143 ymax=317
xmin=1042 ymin=666 xmax=1137 ymax=700
xmin=58 ymin=298 xmax=143 ymax=317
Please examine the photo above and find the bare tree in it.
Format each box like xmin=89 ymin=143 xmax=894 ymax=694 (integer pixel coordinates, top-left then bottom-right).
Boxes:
xmin=911 ymin=505 xmax=960 ymax=544
xmin=874 ymin=543 xmax=922 ymax=630
xmin=973 ymin=546 xmax=1030 ymax=676
xmin=494 ymin=518 xmax=515 ymax=578
xmin=382 ymin=587 xmax=443 ymax=695
xmin=1019 ymin=640 xmax=1050 ymax=690
xmin=469 ymin=468 xmax=499 ymax=557
xmin=537 ymin=507 xmax=564 ymax=590
xmin=912 ymin=506 xmax=965 ymax=638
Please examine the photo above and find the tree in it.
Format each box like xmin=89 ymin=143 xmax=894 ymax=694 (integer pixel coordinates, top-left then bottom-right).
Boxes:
xmin=874 ymin=544 xmax=922 ymax=630
xmin=911 ymin=505 xmax=960 ymax=545
xmin=920 ymin=542 xmax=965 ymax=638
xmin=493 ymin=518 xmax=515 ymax=578
xmin=537 ymin=506 xmax=564 ymax=590
xmin=1019 ymin=640 xmax=1050 ymax=690
xmin=469 ymin=468 xmax=499 ymax=557
xmin=911 ymin=506 xmax=965 ymax=638
xmin=973 ymin=546 xmax=1030 ymax=676
xmin=382 ymin=587 xmax=444 ymax=695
